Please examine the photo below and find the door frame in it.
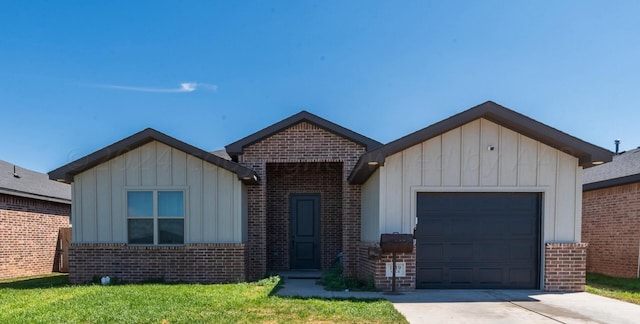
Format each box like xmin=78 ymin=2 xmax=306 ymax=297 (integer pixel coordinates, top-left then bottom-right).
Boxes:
xmin=289 ymin=193 xmax=321 ymax=270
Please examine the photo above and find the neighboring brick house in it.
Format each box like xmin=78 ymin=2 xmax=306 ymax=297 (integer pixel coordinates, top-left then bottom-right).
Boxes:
xmin=50 ymin=101 xmax=611 ymax=292
xmin=583 ymin=148 xmax=640 ymax=278
xmin=0 ymin=160 xmax=71 ymax=279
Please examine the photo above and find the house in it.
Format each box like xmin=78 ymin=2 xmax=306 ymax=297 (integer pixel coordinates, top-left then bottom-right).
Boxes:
xmin=0 ymin=160 xmax=71 ymax=279
xmin=583 ymin=147 xmax=640 ymax=278
xmin=49 ymin=101 xmax=612 ymax=291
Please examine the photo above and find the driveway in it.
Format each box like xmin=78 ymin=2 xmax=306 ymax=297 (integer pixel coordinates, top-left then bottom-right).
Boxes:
xmin=385 ymin=290 xmax=640 ymax=324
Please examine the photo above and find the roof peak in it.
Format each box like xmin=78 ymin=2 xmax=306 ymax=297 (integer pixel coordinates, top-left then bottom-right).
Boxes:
xmin=349 ymin=101 xmax=613 ymax=184
xmin=49 ymin=128 xmax=259 ymax=185
xmin=225 ymin=110 xmax=383 ymax=157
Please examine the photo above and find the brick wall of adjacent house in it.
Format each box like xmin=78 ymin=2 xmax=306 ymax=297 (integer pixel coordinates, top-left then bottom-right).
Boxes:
xmin=0 ymin=193 xmax=70 ymax=279
xmin=237 ymin=121 xmax=367 ymax=280
xmin=583 ymin=183 xmax=640 ymax=278
xmin=68 ymin=243 xmax=246 ymax=284
xmin=544 ymin=243 xmax=588 ymax=292
xmin=267 ymin=162 xmax=342 ymax=271
xmin=358 ymin=242 xmax=416 ymax=291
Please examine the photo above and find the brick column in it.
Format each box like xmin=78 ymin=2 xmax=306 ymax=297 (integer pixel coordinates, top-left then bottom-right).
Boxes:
xmin=358 ymin=242 xmax=416 ymax=291
xmin=544 ymin=242 xmax=588 ymax=292
xmin=342 ymin=184 xmax=360 ymax=277
xmin=244 ymin=162 xmax=267 ymax=282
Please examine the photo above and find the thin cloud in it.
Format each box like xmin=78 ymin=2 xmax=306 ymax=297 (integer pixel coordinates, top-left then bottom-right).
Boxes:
xmin=96 ymin=82 xmax=217 ymax=93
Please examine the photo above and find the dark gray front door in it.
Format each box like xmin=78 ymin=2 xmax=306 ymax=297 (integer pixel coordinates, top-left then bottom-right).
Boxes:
xmin=416 ymin=192 xmax=540 ymax=289
xmin=290 ymin=194 xmax=321 ymax=269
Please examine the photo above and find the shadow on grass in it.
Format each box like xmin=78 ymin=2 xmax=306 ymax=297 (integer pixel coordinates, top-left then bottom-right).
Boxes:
xmin=0 ymin=273 xmax=70 ymax=289
xmin=272 ymin=295 xmax=386 ymax=302
xmin=587 ymin=273 xmax=640 ymax=292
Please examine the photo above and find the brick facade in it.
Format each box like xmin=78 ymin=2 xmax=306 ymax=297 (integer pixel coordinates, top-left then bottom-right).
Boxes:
xmin=68 ymin=243 xmax=246 ymax=284
xmin=358 ymin=241 xmax=586 ymax=292
xmin=0 ymin=193 xmax=70 ymax=279
xmin=237 ymin=121 xmax=367 ymax=280
xmin=544 ymin=243 xmax=588 ymax=292
xmin=267 ymin=162 xmax=342 ymax=270
xmin=583 ymin=183 xmax=640 ymax=278
xmin=358 ymin=242 xmax=416 ymax=291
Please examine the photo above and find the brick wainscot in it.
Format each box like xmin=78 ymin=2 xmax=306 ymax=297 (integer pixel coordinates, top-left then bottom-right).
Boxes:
xmin=69 ymin=243 xmax=246 ymax=284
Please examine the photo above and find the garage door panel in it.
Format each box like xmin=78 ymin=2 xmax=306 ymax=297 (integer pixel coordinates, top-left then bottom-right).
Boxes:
xmin=449 ymin=243 xmax=474 ymax=261
xmin=479 ymin=268 xmax=503 ymax=284
xmin=511 ymin=219 xmax=536 ymax=235
xmin=481 ymin=219 xmax=508 ymax=237
xmin=509 ymin=268 xmax=534 ymax=285
xmin=450 ymin=219 xmax=474 ymax=237
xmin=418 ymin=243 xmax=444 ymax=260
xmin=417 ymin=195 xmax=451 ymax=213
xmin=416 ymin=192 xmax=540 ymax=289
xmin=477 ymin=243 xmax=508 ymax=260
xmin=450 ymin=268 xmax=474 ymax=284
xmin=510 ymin=242 xmax=535 ymax=260
xmin=507 ymin=195 xmax=539 ymax=210
xmin=419 ymin=268 xmax=444 ymax=284
xmin=418 ymin=219 xmax=444 ymax=237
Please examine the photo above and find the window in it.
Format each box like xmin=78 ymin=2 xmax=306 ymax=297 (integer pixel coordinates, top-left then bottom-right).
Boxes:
xmin=127 ymin=190 xmax=185 ymax=245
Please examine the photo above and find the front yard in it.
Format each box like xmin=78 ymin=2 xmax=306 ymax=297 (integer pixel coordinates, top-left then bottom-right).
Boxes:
xmin=0 ymin=274 xmax=405 ymax=323
xmin=586 ymin=273 xmax=640 ymax=305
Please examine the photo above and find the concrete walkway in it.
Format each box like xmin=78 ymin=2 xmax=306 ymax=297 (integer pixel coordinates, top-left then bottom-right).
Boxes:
xmin=275 ymin=275 xmax=382 ymax=299
xmin=274 ymin=277 xmax=640 ymax=324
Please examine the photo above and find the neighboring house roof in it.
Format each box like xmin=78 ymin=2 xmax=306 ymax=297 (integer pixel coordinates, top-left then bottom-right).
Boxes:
xmin=583 ymin=148 xmax=640 ymax=191
xmin=225 ymin=110 xmax=383 ymax=159
xmin=0 ymin=160 xmax=71 ymax=204
xmin=49 ymin=128 xmax=260 ymax=185
xmin=349 ymin=101 xmax=614 ymax=184
xmin=211 ymin=149 xmax=231 ymax=160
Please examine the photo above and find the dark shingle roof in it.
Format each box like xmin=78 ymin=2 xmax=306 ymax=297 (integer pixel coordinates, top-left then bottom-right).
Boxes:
xmin=0 ymin=160 xmax=71 ymax=203
xmin=583 ymin=148 xmax=640 ymax=190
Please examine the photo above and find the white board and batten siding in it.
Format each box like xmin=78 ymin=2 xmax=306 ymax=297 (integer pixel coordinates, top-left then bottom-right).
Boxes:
xmin=72 ymin=141 xmax=247 ymax=244
xmin=361 ymin=118 xmax=582 ymax=243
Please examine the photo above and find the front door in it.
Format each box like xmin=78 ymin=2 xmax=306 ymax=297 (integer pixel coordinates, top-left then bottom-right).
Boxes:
xmin=290 ymin=194 xmax=321 ymax=269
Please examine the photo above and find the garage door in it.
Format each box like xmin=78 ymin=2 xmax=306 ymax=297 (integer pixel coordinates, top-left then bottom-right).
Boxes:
xmin=416 ymin=192 xmax=540 ymax=289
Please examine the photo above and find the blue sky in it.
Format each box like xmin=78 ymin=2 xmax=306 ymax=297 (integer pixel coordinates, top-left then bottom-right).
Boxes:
xmin=1 ymin=1 xmax=639 ymax=173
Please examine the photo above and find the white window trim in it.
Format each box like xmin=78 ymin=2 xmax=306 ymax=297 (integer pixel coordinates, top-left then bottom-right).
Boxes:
xmin=125 ymin=186 xmax=188 ymax=245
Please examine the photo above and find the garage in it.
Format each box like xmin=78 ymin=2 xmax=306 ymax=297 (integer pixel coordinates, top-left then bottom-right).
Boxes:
xmin=353 ymin=102 xmax=612 ymax=292
xmin=416 ymin=192 xmax=541 ymax=289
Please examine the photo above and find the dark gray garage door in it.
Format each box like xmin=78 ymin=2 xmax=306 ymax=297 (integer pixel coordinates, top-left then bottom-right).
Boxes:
xmin=416 ymin=192 xmax=540 ymax=289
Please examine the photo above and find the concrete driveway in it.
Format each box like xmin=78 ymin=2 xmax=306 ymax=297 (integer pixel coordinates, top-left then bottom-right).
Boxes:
xmin=385 ymin=290 xmax=640 ymax=324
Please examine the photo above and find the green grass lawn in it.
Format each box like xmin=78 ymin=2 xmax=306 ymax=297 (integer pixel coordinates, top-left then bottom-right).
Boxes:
xmin=0 ymin=274 xmax=406 ymax=323
xmin=586 ymin=273 xmax=640 ymax=305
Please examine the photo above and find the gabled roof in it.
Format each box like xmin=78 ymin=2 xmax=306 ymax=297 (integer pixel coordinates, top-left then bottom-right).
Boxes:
xmin=225 ymin=110 xmax=383 ymax=158
xmin=583 ymin=148 xmax=640 ymax=191
xmin=49 ymin=128 xmax=260 ymax=185
xmin=0 ymin=160 xmax=71 ymax=204
xmin=349 ymin=101 xmax=613 ymax=184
